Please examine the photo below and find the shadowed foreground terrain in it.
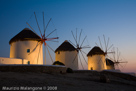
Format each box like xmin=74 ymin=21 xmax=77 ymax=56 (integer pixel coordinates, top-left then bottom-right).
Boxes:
xmin=0 ymin=71 xmax=136 ymax=91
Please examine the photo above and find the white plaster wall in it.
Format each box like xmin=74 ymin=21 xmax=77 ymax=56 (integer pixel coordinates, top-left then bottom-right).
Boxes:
xmin=106 ymin=65 xmax=115 ymax=70
xmin=55 ymin=51 xmax=78 ymax=70
xmin=10 ymin=41 xmax=43 ymax=64
xmin=88 ymin=55 xmax=107 ymax=71
xmin=0 ymin=57 xmax=28 ymax=64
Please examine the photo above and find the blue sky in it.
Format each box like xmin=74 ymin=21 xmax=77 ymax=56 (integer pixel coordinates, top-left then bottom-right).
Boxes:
xmin=0 ymin=0 xmax=136 ymax=72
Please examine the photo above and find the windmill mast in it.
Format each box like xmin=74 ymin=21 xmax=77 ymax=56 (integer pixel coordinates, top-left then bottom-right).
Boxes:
xmin=112 ymin=47 xmax=127 ymax=70
xmin=70 ymin=29 xmax=91 ymax=69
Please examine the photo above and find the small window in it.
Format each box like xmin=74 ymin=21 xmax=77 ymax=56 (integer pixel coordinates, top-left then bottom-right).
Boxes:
xmin=58 ymin=51 xmax=60 ymax=54
xmin=27 ymin=49 xmax=30 ymax=53
xmin=91 ymin=67 xmax=93 ymax=70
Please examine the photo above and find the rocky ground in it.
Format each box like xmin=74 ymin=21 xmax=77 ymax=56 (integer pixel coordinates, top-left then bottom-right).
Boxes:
xmin=0 ymin=70 xmax=136 ymax=91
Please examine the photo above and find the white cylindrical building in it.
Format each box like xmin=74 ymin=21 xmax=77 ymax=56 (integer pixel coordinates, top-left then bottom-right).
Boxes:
xmin=87 ymin=46 xmax=107 ymax=71
xmin=55 ymin=40 xmax=78 ymax=70
xmin=106 ymin=58 xmax=115 ymax=70
xmin=9 ymin=28 xmax=43 ymax=64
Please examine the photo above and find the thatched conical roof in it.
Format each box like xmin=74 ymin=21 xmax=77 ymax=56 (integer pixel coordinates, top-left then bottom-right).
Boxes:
xmin=55 ymin=40 xmax=76 ymax=53
xmin=106 ymin=58 xmax=114 ymax=65
xmin=9 ymin=28 xmax=41 ymax=44
xmin=87 ymin=46 xmax=105 ymax=56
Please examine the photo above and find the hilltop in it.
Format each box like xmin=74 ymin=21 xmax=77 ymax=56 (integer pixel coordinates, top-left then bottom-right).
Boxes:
xmin=0 ymin=70 xmax=136 ymax=91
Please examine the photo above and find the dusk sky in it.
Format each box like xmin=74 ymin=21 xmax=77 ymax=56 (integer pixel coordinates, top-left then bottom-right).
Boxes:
xmin=0 ymin=0 xmax=136 ymax=73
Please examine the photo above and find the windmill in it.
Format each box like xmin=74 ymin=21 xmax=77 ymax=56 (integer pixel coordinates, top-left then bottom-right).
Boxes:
xmin=87 ymin=46 xmax=106 ymax=71
xmin=26 ymin=12 xmax=59 ymax=64
xmin=69 ymin=29 xmax=91 ymax=69
xmin=110 ymin=47 xmax=127 ymax=71
xmin=95 ymin=35 xmax=114 ymax=70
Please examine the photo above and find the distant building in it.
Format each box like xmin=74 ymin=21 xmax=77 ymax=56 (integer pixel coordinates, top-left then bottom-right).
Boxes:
xmin=9 ymin=28 xmax=43 ymax=64
xmin=106 ymin=58 xmax=115 ymax=70
xmin=87 ymin=46 xmax=107 ymax=71
xmin=55 ymin=40 xmax=78 ymax=70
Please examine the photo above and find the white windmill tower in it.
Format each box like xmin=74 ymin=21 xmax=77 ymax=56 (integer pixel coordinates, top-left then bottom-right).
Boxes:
xmin=105 ymin=58 xmax=115 ymax=70
xmin=95 ymin=35 xmax=114 ymax=69
xmin=55 ymin=40 xmax=78 ymax=70
xmin=87 ymin=46 xmax=106 ymax=71
xmin=9 ymin=28 xmax=43 ymax=64
xmin=9 ymin=12 xmax=58 ymax=65
xmin=55 ymin=29 xmax=90 ymax=70
xmin=87 ymin=35 xmax=114 ymax=71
